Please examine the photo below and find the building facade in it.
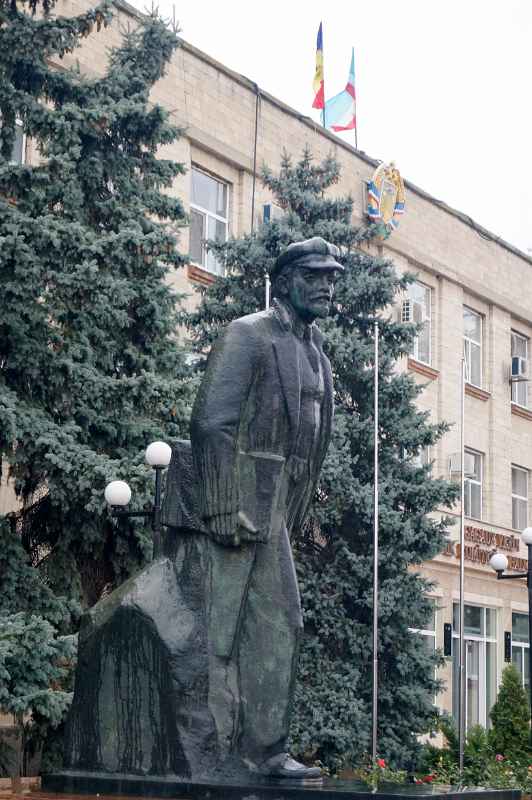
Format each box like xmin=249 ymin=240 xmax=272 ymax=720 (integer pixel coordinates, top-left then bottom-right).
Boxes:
xmin=3 ymin=0 xmax=532 ymax=733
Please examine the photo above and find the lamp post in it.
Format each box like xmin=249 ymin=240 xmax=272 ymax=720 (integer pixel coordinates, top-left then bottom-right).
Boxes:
xmin=489 ymin=525 xmax=532 ymax=746
xmin=104 ymin=440 xmax=172 ymax=559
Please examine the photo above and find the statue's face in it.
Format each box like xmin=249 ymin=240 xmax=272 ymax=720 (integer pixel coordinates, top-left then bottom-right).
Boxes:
xmin=284 ymin=266 xmax=338 ymax=323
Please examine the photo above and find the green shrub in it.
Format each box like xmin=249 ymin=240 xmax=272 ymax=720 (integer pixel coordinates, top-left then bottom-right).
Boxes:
xmin=419 ymin=718 xmax=493 ymax=785
xmin=489 ymin=664 xmax=530 ymax=760
xmin=418 ymin=707 xmax=532 ymax=790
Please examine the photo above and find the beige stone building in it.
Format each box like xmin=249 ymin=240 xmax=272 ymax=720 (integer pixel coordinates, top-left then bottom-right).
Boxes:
xmin=3 ymin=0 xmax=532 ymax=735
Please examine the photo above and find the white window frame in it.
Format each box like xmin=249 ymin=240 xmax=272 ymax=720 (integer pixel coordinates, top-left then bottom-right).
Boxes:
xmin=409 ymin=598 xmax=436 ymax=639
xmin=1 ymin=117 xmax=26 ymax=165
xmin=452 ymin=604 xmax=497 ymax=730
xmin=463 ymin=307 xmax=483 ymax=388
xmin=10 ymin=119 xmax=25 ymax=165
xmin=413 ymin=445 xmax=432 ymax=470
xmin=189 ymin=167 xmax=229 ymax=276
xmin=402 ymin=445 xmax=431 ymax=469
xmin=408 ymin=281 xmax=432 ymax=366
xmin=409 ymin=599 xmax=438 ymax=702
xmin=512 ymin=465 xmax=529 ymax=531
xmin=511 ymin=612 xmax=530 ymax=692
xmin=464 ymin=448 xmax=483 ymax=520
xmin=511 ymin=331 xmax=529 ymax=409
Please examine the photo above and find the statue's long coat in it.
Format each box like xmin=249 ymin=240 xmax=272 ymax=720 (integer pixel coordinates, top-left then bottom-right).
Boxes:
xmin=190 ymin=301 xmax=333 ymax=658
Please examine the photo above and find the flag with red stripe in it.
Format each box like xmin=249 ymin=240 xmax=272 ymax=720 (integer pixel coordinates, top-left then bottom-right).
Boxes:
xmin=312 ymin=23 xmax=324 ymax=110
xmin=324 ymin=48 xmax=356 ymax=131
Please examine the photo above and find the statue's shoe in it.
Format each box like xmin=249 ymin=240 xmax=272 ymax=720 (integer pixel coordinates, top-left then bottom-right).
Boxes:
xmin=260 ymin=753 xmax=323 ymax=779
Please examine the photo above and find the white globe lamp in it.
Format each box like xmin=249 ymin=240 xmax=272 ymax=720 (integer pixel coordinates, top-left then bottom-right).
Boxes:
xmin=522 ymin=527 xmax=532 ymax=546
xmin=489 ymin=552 xmax=508 ymax=574
xmin=104 ymin=480 xmax=132 ymax=507
xmin=145 ymin=441 xmax=172 ymax=467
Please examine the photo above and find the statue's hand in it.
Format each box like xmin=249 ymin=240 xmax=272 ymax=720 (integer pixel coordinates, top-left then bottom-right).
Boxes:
xmin=207 ymin=512 xmax=241 ymax=547
xmin=207 ymin=510 xmax=261 ymax=547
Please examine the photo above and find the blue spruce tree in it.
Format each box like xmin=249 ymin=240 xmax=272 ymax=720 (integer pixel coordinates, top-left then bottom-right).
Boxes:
xmin=0 ymin=0 xmax=191 ymax=754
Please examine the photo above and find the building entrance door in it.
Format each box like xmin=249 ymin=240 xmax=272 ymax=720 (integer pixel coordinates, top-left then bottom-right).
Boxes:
xmin=452 ymin=604 xmax=497 ymax=730
xmin=466 ymin=639 xmax=480 ymax=728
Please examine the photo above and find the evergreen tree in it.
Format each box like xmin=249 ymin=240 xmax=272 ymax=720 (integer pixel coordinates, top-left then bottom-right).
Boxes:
xmin=0 ymin=0 xmax=192 ymax=735
xmin=185 ymin=150 xmax=458 ymax=770
xmin=0 ymin=519 xmax=76 ymax=763
xmin=489 ymin=664 xmax=530 ymax=760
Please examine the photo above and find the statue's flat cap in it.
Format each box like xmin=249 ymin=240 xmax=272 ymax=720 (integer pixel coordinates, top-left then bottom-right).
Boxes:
xmin=271 ymin=237 xmax=344 ymax=279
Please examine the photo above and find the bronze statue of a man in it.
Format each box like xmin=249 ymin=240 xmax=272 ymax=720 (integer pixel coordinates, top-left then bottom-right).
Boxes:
xmin=64 ymin=237 xmax=342 ymax=785
xmin=190 ymin=236 xmax=343 ymax=778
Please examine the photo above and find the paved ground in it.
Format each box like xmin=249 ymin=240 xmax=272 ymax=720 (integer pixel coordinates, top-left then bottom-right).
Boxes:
xmin=0 ymin=784 xmax=171 ymax=800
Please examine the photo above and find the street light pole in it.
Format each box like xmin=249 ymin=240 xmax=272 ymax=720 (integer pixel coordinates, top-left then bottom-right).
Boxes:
xmin=104 ymin=440 xmax=172 ymax=560
xmin=529 ymin=547 xmax=532 ymax=746
xmin=152 ymin=465 xmax=164 ymax=558
xmin=459 ymin=357 xmax=466 ymax=776
xmin=489 ymin=526 xmax=532 ymax=747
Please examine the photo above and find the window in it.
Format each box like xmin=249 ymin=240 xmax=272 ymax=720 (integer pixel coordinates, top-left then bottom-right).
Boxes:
xmin=512 ymin=466 xmax=528 ymax=531
xmin=262 ymin=203 xmax=285 ymax=224
xmin=1 ymin=118 xmax=25 ymax=165
xmin=410 ymin=599 xmax=437 ymax=701
xmin=464 ymin=449 xmax=482 ymax=520
xmin=452 ymin=604 xmax=497 ymax=729
xmin=407 ymin=281 xmax=432 ymax=365
xmin=512 ymin=613 xmax=530 ymax=693
xmin=403 ymin=445 xmax=431 ymax=469
xmin=414 ymin=445 xmax=432 ymax=470
xmin=10 ymin=120 xmax=25 ymax=164
xmin=511 ymin=331 xmax=528 ymax=408
xmin=189 ymin=168 xmax=228 ymax=275
xmin=463 ymin=307 xmax=482 ymax=387
xmin=410 ymin=599 xmax=436 ymax=654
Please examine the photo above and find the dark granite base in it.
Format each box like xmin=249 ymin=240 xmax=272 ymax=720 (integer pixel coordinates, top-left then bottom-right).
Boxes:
xmin=42 ymin=771 xmax=522 ymax=800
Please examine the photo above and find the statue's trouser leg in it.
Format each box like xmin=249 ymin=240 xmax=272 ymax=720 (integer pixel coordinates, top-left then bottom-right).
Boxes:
xmin=233 ymin=522 xmax=303 ymax=766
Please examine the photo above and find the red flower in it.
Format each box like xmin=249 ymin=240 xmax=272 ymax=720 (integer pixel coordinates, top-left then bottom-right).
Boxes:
xmin=495 ymin=754 xmax=505 ymax=762
xmin=423 ymin=775 xmax=435 ymax=783
xmin=376 ymin=758 xmax=386 ymax=768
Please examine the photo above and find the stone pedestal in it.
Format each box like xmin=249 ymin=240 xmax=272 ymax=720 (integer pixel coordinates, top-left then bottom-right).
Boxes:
xmin=41 ymin=771 xmax=521 ymax=800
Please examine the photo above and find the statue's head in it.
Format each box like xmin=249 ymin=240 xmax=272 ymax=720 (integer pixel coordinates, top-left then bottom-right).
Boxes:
xmin=270 ymin=237 xmax=344 ymax=323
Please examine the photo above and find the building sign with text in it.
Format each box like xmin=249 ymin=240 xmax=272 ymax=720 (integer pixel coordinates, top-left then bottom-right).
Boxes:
xmin=442 ymin=524 xmax=527 ymax=571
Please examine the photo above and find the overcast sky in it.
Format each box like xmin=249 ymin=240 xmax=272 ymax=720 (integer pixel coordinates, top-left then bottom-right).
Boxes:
xmin=130 ymin=0 xmax=532 ymax=255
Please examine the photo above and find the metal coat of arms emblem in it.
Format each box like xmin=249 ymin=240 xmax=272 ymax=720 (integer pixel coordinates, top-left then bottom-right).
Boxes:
xmin=367 ymin=162 xmax=405 ymax=236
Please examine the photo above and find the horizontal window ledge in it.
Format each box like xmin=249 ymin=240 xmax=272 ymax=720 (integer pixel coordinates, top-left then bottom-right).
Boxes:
xmin=187 ymin=263 xmax=216 ymax=286
xmin=511 ymin=402 xmax=532 ymax=422
xmin=465 ymin=383 xmax=491 ymax=402
xmin=407 ymin=358 xmax=439 ymax=380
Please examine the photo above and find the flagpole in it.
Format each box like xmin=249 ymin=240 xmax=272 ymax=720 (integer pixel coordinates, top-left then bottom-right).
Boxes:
xmin=371 ymin=320 xmax=379 ymax=762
